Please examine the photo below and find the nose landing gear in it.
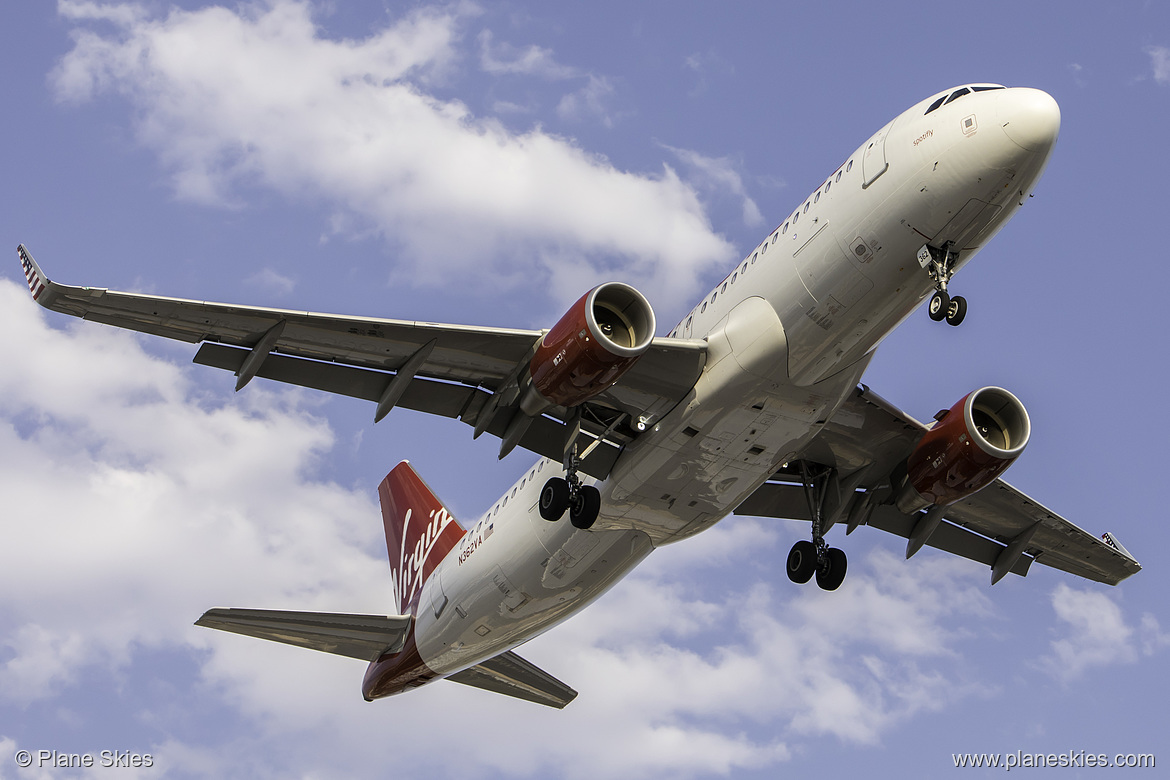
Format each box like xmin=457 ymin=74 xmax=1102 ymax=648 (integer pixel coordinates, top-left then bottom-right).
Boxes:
xmin=921 ymin=242 xmax=967 ymax=326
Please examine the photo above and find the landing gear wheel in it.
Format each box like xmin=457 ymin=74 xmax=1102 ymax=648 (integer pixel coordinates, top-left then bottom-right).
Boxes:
xmin=945 ymin=295 xmax=967 ymax=327
xmin=568 ymin=485 xmax=601 ymax=530
xmin=539 ymin=477 xmax=569 ymax=521
xmin=928 ymin=290 xmax=950 ymax=321
xmin=786 ymin=540 xmax=817 ymax=584
xmin=815 ymin=547 xmax=848 ymax=591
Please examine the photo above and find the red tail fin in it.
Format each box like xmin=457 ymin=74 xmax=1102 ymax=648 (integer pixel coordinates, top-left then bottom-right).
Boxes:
xmin=378 ymin=462 xmax=466 ymax=615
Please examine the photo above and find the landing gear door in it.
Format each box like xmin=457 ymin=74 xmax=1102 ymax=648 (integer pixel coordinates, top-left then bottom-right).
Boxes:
xmin=862 ymin=119 xmax=894 ymax=189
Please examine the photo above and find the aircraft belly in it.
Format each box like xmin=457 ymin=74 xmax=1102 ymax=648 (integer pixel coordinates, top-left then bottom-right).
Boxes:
xmin=413 ymin=480 xmax=652 ymax=675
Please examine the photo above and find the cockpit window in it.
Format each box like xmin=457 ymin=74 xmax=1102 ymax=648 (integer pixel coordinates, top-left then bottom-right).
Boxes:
xmin=944 ymin=87 xmax=971 ymax=105
xmin=925 ymin=85 xmax=1004 ymax=115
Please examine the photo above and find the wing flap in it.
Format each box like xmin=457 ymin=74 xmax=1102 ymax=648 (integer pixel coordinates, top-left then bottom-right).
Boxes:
xmin=446 ymin=650 xmax=578 ymax=709
xmin=193 ymin=343 xmax=624 ymax=478
xmin=195 ymin=608 xmax=411 ymax=662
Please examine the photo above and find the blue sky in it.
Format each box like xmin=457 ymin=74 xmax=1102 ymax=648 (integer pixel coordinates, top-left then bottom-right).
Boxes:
xmin=1 ymin=2 xmax=1167 ymax=778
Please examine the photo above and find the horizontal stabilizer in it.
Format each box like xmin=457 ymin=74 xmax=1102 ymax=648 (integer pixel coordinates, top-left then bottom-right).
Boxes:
xmin=447 ymin=650 xmax=578 ymax=709
xmin=196 ymin=608 xmax=411 ymax=662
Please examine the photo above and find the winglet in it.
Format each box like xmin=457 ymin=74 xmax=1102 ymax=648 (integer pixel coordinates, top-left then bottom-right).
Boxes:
xmin=17 ymin=244 xmax=50 ymax=303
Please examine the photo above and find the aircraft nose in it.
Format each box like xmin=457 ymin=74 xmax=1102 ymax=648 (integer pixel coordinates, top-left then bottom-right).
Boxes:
xmin=997 ymin=88 xmax=1061 ymax=153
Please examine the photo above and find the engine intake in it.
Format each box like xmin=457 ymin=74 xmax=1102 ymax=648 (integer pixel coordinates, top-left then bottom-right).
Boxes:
xmin=896 ymin=386 xmax=1030 ymax=513
xmin=525 ymin=282 xmax=656 ymax=411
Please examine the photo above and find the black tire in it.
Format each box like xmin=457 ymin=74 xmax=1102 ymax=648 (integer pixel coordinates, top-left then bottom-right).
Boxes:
xmin=569 ymin=485 xmax=601 ymax=529
xmin=786 ymin=540 xmax=817 ymax=584
xmin=539 ymin=477 xmax=569 ymax=521
xmin=946 ymin=295 xmax=967 ymax=327
xmin=815 ymin=547 xmax=848 ymax=591
xmin=928 ymin=290 xmax=950 ymax=321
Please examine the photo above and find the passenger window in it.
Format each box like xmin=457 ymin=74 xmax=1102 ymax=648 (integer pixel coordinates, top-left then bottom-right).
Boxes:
xmin=835 ymin=171 xmax=842 ymax=183
xmin=731 ymin=272 xmax=737 ymax=283
xmin=743 ymin=261 xmax=749 ymax=272
xmin=772 ymin=233 xmax=778 ymax=244
xmin=511 ymin=487 xmax=517 ymax=498
xmin=793 ymin=212 xmax=799 ymax=224
xmin=701 ymin=302 xmax=707 ymax=313
xmin=814 ymin=192 xmax=820 ymax=203
xmin=803 ymin=202 xmax=809 ymax=213
xmin=761 ymin=242 xmax=767 ymax=253
xmin=782 ymin=222 xmax=788 ymax=234
xmin=686 ymin=315 xmax=693 ymax=328
xmin=846 ymin=160 xmax=853 ymax=172
xmin=721 ymin=282 xmax=727 ymax=293
xmin=710 ymin=292 xmax=717 ymax=303
xmin=825 ymin=180 xmax=831 ymax=193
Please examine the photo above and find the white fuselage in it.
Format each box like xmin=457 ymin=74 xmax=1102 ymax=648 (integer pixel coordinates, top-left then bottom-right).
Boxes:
xmin=412 ymin=86 xmax=1060 ymax=678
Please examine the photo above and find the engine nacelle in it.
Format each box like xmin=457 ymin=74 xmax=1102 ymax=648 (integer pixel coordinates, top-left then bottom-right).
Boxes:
xmin=524 ymin=282 xmax=655 ymax=411
xmin=895 ymin=386 xmax=1030 ymax=513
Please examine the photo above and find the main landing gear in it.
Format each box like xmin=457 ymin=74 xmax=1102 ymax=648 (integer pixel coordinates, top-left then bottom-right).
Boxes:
xmin=539 ymin=445 xmax=601 ymax=530
xmin=921 ymin=242 xmax=966 ymax=327
xmin=786 ymin=462 xmax=848 ymax=591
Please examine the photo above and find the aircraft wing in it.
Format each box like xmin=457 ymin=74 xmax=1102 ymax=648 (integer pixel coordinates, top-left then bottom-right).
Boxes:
xmin=734 ymin=385 xmax=1142 ymax=586
xmin=17 ymin=245 xmax=705 ymax=478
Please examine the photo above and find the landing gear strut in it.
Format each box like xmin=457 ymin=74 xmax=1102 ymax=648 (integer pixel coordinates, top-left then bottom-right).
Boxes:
xmin=785 ymin=462 xmax=848 ymax=591
xmin=922 ymin=242 xmax=966 ymax=327
xmin=539 ymin=441 xmax=600 ymax=529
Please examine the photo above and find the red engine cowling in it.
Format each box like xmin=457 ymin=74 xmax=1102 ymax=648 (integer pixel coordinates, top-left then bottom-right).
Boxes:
xmin=525 ymin=282 xmax=656 ymax=410
xmin=895 ymin=387 xmax=1030 ymax=513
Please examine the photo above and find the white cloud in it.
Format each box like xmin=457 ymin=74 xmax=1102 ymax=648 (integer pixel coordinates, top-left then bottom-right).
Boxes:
xmin=556 ymin=74 xmax=620 ymax=128
xmin=478 ymin=29 xmax=578 ymax=80
xmin=1039 ymin=584 xmax=1169 ymax=682
xmin=1147 ymin=45 xmax=1170 ymax=84
xmin=244 ymin=266 xmax=296 ymax=297
xmin=660 ymin=143 xmax=764 ymax=227
xmin=51 ymin=1 xmax=733 ymax=313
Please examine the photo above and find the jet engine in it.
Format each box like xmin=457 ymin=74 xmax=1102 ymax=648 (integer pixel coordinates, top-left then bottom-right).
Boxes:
xmin=895 ymin=386 xmax=1030 ymax=513
xmin=523 ymin=282 xmax=656 ymax=413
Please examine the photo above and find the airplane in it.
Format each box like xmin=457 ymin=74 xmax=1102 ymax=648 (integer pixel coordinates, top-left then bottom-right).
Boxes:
xmin=17 ymin=83 xmax=1141 ymax=709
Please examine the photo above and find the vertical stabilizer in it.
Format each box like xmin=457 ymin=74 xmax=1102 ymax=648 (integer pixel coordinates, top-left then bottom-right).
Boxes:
xmin=378 ymin=462 xmax=466 ymax=614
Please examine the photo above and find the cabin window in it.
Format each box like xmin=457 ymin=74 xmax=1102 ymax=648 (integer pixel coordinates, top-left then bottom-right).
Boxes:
xmin=743 ymin=261 xmax=749 ymax=272
xmin=701 ymin=302 xmax=707 ymax=313
xmin=793 ymin=212 xmax=799 ymax=224
xmin=511 ymin=487 xmax=517 ymax=498
xmin=731 ymin=272 xmax=737 ymax=283
xmin=782 ymin=222 xmax=788 ymax=234
xmin=761 ymin=242 xmax=767 ymax=254
xmin=846 ymin=160 xmax=853 ymax=172
xmin=835 ymin=171 xmax=842 ymax=183
xmin=772 ymin=232 xmax=778 ymax=243
xmin=686 ymin=315 xmax=693 ymax=329
xmin=710 ymin=291 xmax=717 ymax=303
xmin=721 ymin=282 xmax=727 ymax=293
xmin=814 ymin=192 xmax=820 ymax=203
xmin=803 ymin=202 xmax=810 ymax=213
xmin=825 ymin=180 xmax=831 ymax=193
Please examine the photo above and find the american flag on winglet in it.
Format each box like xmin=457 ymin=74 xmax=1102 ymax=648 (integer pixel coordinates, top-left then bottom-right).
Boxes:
xmin=18 ymin=246 xmax=45 ymax=301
